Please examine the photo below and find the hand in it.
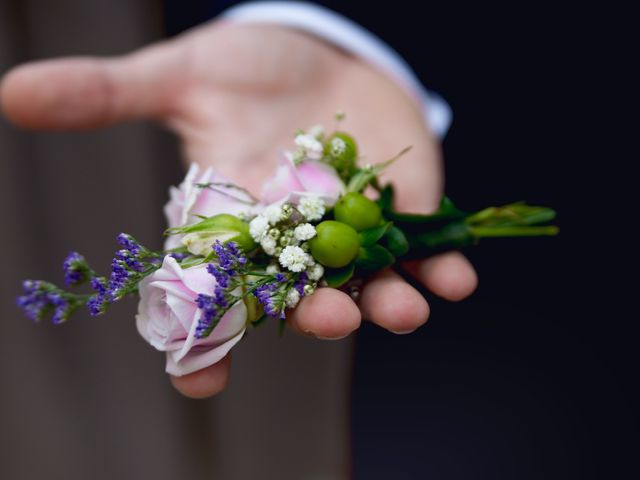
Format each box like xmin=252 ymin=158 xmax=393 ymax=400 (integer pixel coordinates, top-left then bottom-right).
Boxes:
xmin=1 ymin=22 xmax=477 ymax=399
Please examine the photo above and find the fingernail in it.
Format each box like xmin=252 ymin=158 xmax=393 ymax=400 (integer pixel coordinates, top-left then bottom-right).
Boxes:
xmin=315 ymin=333 xmax=349 ymax=340
xmin=388 ymin=328 xmax=416 ymax=335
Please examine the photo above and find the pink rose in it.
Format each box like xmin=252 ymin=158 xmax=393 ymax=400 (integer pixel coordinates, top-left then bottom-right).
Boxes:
xmin=164 ymin=164 xmax=255 ymax=249
xmin=260 ymin=153 xmax=345 ymax=206
xmin=136 ymin=255 xmax=246 ymax=376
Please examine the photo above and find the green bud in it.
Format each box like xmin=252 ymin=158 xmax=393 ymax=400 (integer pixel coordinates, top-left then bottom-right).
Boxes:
xmin=334 ymin=192 xmax=382 ymax=232
xmin=180 ymin=213 xmax=255 ymax=256
xmin=324 ymin=132 xmax=358 ymax=178
xmin=282 ymin=204 xmax=293 ymax=215
xmin=309 ymin=220 xmax=360 ymax=268
xmin=269 ymin=228 xmax=281 ymax=239
xmin=279 ymin=236 xmax=290 ymax=247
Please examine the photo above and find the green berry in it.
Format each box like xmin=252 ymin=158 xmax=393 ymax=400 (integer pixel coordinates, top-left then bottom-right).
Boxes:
xmin=334 ymin=192 xmax=382 ymax=232
xmin=324 ymin=132 xmax=358 ymax=178
xmin=309 ymin=220 xmax=360 ymax=268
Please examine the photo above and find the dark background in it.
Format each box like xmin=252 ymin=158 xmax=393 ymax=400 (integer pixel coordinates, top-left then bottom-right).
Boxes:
xmin=161 ymin=1 xmax=635 ymax=478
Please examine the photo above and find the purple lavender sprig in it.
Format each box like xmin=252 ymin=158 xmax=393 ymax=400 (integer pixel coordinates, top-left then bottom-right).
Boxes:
xmin=86 ymin=233 xmax=163 ymax=316
xmin=193 ymin=241 xmax=249 ymax=339
xmin=87 ymin=277 xmax=109 ymax=316
xmin=62 ymin=252 xmax=93 ymax=286
xmin=17 ymin=280 xmax=88 ymax=325
xmin=254 ymin=273 xmax=288 ymax=319
xmin=252 ymin=271 xmax=315 ymax=334
xmin=193 ymin=240 xmax=318 ymax=338
xmin=18 ymin=233 xmax=165 ymax=323
xmin=117 ymin=233 xmax=143 ymax=256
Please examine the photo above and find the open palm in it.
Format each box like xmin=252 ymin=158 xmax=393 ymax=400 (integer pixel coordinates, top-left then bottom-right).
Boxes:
xmin=1 ymin=22 xmax=477 ymax=398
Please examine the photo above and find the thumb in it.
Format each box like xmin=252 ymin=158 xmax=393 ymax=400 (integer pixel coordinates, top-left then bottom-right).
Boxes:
xmin=0 ymin=40 xmax=185 ymax=130
xmin=384 ymin=137 xmax=444 ymax=215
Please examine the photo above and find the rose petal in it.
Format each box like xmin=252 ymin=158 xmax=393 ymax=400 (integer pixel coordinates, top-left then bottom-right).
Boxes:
xmin=165 ymin=329 xmax=245 ymax=377
xmin=260 ymin=153 xmax=344 ymax=206
xmin=136 ymin=255 xmax=248 ymax=376
xmin=177 ymin=297 xmax=248 ymax=362
xmin=163 ymin=163 xmax=200 ymax=229
xmin=190 ymin=167 xmax=254 ymax=219
xmin=163 ymin=164 xmax=256 ymax=250
xmin=260 ymin=153 xmax=306 ymax=204
xmin=296 ymin=160 xmax=345 ymax=201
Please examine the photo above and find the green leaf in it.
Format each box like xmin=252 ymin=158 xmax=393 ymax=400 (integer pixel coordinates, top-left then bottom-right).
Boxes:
xmin=412 ymin=222 xmax=473 ymax=249
xmin=438 ymin=196 xmax=463 ymax=216
xmin=179 ymin=256 xmax=205 ymax=268
xmin=359 ymin=222 xmax=393 ymax=247
xmin=346 ymin=170 xmax=372 ymax=194
xmin=384 ymin=196 xmax=466 ymax=224
xmin=469 ymin=225 xmax=559 ymax=238
xmin=324 ymin=262 xmax=356 ymax=288
xmin=355 ymin=245 xmax=395 ymax=271
xmin=376 ymin=184 xmax=394 ymax=211
xmin=466 ymin=203 xmax=557 ymax=227
xmin=346 ymin=146 xmax=412 ymax=192
xmin=383 ymin=226 xmax=409 ymax=256
xmin=251 ymin=314 xmax=269 ymax=327
xmin=465 ymin=203 xmax=557 ymax=231
xmin=165 ymin=213 xmax=251 ymax=235
xmin=165 ymin=216 xmax=222 ymax=235
xmin=164 ymin=246 xmax=190 ymax=254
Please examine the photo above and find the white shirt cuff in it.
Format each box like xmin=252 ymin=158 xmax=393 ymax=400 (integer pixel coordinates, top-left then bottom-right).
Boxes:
xmin=221 ymin=1 xmax=452 ymax=138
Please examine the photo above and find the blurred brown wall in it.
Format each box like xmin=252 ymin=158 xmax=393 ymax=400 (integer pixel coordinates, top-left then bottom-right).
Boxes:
xmin=0 ymin=1 xmax=351 ymax=479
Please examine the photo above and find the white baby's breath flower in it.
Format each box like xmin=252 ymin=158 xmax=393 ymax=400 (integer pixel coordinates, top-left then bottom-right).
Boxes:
xmin=260 ymin=236 xmax=277 ymax=256
xmin=293 ymin=223 xmax=316 ymax=242
xmin=307 ymin=263 xmax=324 ymax=281
xmin=308 ymin=124 xmax=325 ymax=139
xmin=330 ymin=137 xmax=347 ymax=156
xmin=294 ymin=133 xmax=323 ymax=160
xmin=285 ymin=289 xmax=301 ymax=308
xmin=279 ymin=245 xmax=310 ymax=273
xmin=292 ymin=149 xmax=305 ymax=165
xmin=264 ymin=205 xmax=284 ymax=225
xmin=249 ymin=215 xmax=269 ymax=241
xmin=266 ymin=264 xmax=280 ymax=275
xmin=298 ymin=195 xmax=325 ymax=221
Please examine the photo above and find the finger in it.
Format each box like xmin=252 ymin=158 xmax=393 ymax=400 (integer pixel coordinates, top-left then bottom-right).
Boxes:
xmin=169 ymin=353 xmax=231 ymax=399
xmin=359 ymin=270 xmax=430 ymax=334
xmin=405 ymin=251 xmax=478 ymax=302
xmin=288 ymin=287 xmax=361 ymax=339
xmin=0 ymin=41 xmax=184 ymax=130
